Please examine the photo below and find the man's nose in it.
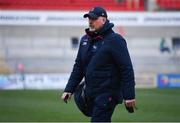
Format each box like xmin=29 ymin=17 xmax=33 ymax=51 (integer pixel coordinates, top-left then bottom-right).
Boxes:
xmin=89 ymin=19 xmax=92 ymax=23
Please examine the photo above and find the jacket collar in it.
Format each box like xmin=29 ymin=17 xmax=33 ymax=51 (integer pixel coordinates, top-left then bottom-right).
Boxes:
xmin=85 ymin=20 xmax=114 ymax=40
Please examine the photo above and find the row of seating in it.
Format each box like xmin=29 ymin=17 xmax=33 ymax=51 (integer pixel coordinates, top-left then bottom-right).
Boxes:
xmin=0 ymin=0 xmax=144 ymax=11
xmin=157 ymin=0 xmax=180 ymax=10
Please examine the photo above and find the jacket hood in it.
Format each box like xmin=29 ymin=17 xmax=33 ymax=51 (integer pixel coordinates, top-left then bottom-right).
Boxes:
xmin=85 ymin=20 xmax=114 ymax=38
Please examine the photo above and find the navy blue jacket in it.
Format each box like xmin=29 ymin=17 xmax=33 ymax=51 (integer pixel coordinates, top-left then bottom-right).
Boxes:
xmin=64 ymin=20 xmax=135 ymax=103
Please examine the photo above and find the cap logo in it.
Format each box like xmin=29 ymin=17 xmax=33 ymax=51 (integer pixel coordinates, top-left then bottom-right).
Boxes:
xmin=90 ymin=8 xmax=95 ymax=12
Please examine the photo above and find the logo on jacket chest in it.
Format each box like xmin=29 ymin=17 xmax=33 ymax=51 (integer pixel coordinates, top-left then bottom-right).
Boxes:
xmin=82 ymin=42 xmax=88 ymax=45
xmin=93 ymin=45 xmax=97 ymax=50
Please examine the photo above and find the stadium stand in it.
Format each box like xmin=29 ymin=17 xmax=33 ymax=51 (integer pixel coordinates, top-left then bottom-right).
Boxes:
xmin=0 ymin=0 xmax=144 ymax=11
xmin=0 ymin=0 xmax=179 ymax=80
xmin=0 ymin=26 xmax=179 ymax=74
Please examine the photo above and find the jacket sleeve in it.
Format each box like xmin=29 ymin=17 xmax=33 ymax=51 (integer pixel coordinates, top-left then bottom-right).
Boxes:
xmin=64 ymin=38 xmax=85 ymax=93
xmin=109 ymin=34 xmax=135 ymax=100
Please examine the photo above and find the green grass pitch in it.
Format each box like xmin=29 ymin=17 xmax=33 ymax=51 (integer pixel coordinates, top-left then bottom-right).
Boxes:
xmin=0 ymin=89 xmax=180 ymax=122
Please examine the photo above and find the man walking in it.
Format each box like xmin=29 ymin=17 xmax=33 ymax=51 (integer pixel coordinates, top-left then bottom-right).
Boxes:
xmin=61 ymin=6 xmax=136 ymax=122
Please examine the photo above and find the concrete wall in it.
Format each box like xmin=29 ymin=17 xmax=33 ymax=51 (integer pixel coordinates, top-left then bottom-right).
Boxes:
xmin=0 ymin=25 xmax=179 ymax=75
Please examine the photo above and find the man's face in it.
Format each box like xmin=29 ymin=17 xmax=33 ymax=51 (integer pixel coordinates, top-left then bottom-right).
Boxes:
xmin=88 ymin=17 xmax=106 ymax=32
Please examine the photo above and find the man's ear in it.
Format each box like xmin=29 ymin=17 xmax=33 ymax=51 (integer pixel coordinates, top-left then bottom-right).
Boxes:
xmin=102 ymin=18 xmax=106 ymax=24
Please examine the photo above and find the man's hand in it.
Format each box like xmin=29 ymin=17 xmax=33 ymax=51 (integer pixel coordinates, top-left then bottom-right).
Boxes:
xmin=124 ymin=99 xmax=136 ymax=113
xmin=61 ymin=92 xmax=72 ymax=103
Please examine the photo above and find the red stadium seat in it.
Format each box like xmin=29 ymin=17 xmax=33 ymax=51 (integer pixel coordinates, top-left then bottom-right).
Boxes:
xmin=157 ymin=0 xmax=180 ymax=10
xmin=0 ymin=0 xmax=145 ymax=11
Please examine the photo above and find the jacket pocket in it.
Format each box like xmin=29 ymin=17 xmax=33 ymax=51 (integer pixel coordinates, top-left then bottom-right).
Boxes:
xmin=90 ymin=71 xmax=112 ymax=87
